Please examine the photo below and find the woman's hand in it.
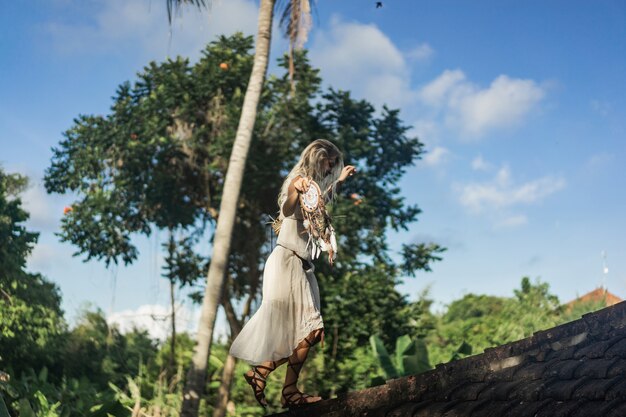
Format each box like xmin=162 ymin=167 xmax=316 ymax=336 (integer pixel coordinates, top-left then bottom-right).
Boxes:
xmin=338 ymin=165 xmax=357 ymax=183
xmin=293 ymin=177 xmax=311 ymax=193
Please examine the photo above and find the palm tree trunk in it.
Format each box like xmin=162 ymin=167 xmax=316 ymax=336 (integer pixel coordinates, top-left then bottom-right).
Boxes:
xmin=169 ymin=277 xmax=177 ymax=372
xmin=213 ymin=354 xmax=237 ymax=417
xmin=180 ymin=1 xmax=276 ymax=415
xmin=213 ymin=290 xmax=251 ymax=417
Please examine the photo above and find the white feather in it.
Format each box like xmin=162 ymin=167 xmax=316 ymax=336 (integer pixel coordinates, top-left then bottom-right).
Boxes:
xmin=330 ymin=229 xmax=337 ymax=253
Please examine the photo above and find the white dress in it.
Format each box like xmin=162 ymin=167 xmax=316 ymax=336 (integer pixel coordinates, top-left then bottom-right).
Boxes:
xmin=229 ymin=201 xmax=324 ymax=365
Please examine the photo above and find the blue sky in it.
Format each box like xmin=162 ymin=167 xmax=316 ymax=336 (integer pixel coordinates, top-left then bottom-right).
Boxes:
xmin=2 ymin=0 xmax=625 ymax=338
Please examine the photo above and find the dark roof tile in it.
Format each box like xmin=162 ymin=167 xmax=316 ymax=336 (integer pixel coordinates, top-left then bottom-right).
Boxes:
xmin=571 ymin=377 xmax=622 ymax=400
xmin=582 ymin=315 xmax=614 ymax=338
xmin=444 ymin=382 xmax=491 ymax=401
xmin=570 ymin=400 xmax=626 ymax=417
xmin=605 ymin=337 xmax=626 ymax=359
xmin=574 ymin=358 xmax=619 ymax=378
xmin=509 ymin=378 xmax=547 ymax=401
xmin=513 ymin=359 xmax=556 ymax=380
xmin=604 ymin=400 xmax=626 ymax=417
xmin=442 ymin=400 xmax=490 ymax=416
xmin=269 ymin=302 xmax=626 ymax=417
xmin=529 ymin=347 xmax=551 ymax=362
xmin=533 ymin=399 xmax=586 ymax=417
xmin=606 ymin=377 xmax=626 ymax=400
xmin=386 ymin=399 xmax=435 ymax=417
xmin=412 ymin=400 xmax=462 ymax=417
xmin=544 ymin=358 xmax=585 ymax=379
xmin=541 ymin=377 xmax=590 ymax=400
xmin=477 ymin=380 xmax=525 ymax=401
xmin=607 ymin=359 xmax=626 ymax=378
xmin=483 ymin=361 xmax=520 ymax=381
xmin=505 ymin=399 xmax=553 ymax=417
xmin=468 ymin=401 xmax=517 ymax=417
xmin=574 ymin=335 xmax=624 ymax=359
xmin=544 ymin=345 xmax=577 ymax=361
xmin=385 ymin=402 xmax=423 ymax=417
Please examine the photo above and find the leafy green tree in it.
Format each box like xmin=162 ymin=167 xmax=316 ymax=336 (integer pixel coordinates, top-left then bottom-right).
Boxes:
xmin=0 ymin=169 xmax=66 ymax=378
xmin=43 ymin=34 xmax=308 ymax=410
xmin=44 ymin=35 xmax=444 ymax=410
xmin=425 ymin=277 xmax=563 ymax=366
xmin=63 ymin=307 xmax=158 ymax=390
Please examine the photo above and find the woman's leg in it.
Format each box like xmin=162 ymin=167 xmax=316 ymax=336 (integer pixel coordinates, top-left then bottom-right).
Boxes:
xmin=281 ymin=328 xmax=324 ymax=406
xmin=244 ymin=358 xmax=288 ymax=407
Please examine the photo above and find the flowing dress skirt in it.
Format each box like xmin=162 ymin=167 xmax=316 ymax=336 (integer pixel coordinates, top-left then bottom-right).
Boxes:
xmin=229 ymin=245 xmax=324 ymax=365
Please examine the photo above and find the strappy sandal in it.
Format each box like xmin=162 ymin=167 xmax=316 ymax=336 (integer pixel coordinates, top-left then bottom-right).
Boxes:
xmin=280 ymin=331 xmax=324 ymax=409
xmin=243 ymin=362 xmax=277 ymax=408
xmin=281 ymin=382 xmax=322 ymax=408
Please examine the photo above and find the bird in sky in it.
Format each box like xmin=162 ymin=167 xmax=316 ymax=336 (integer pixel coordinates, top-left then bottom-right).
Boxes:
xmin=376 ymin=2 xmax=383 ymax=9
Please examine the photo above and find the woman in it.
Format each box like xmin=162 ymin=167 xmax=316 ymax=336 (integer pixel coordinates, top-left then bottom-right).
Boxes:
xmin=229 ymin=139 xmax=356 ymax=408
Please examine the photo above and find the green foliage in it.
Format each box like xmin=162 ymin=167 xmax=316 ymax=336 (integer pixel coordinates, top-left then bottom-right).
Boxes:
xmin=0 ymin=170 xmax=37 ymax=275
xmin=10 ymin=32 xmax=612 ymax=416
xmin=449 ymin=341 xmax=473 ymax=362
xmin=63 ymin=307 xmax=158 ymax=389
xmin=42 ymin=33 xmax=444 ymax=404
xmin=44 ymin=33 xmax=260 ymax=267
xmin=369 ymin=334 xmax=431 ymax=384
xmin=401 ymin=243 xmax=446 ymax=276
xmin=423 ymin=278 xmax=566 ymax=366
xmin=0 ymin=168 xmax=66 ymax=378
xmin=562 ymin=298 xmax=607 ymax=323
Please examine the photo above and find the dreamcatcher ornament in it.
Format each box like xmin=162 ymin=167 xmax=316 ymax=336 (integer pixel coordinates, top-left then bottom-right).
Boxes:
xmin=299 ymin=179 xmax=338 ymax=265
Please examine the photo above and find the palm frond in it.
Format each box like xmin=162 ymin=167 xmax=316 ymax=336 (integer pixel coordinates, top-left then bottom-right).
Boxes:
xmin=166 ymin=0 xmax=210 ymax=24
xmin=277 ymin=0 xmax=314 ymax=93
xmin=278 ymin=0 xmax=312 ymax=49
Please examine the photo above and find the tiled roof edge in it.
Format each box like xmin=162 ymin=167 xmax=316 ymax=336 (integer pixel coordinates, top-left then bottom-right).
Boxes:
xmin=268 ymin=301 xmax=626 ymax=416
xmin=423 ymin=300 xmax=626 ymax=387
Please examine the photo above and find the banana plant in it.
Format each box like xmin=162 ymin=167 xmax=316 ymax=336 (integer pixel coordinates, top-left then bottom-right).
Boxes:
xmin=369 ymin=334 xmax=431 ymax=383
xmin=449 ymin=341 xmax=472 ymax=361
xmin=369 ymin=335 xmax=473 ymax=386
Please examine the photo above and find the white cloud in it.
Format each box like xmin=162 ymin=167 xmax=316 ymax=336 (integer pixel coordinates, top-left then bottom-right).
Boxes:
xmin=419 ymin=71 xmax=545 ymax=138
xmin=107 ymin=302 xmax=229 ymax=341
xmin=423 ymin=146 xmax=449 ymax=167
xmin=45 ymin=0 xmax=259 ymax=61
xmin=419 ymin=69 xmax=466 ymax=107
xmin=310 ymin=16 xmax=414 ymax=108
xmin=471 ymin=155 xmax=491 ymax=171
xmin=458 ymin=166 xmax=566 ymax=214
xmin=410 ymin=119 xmax=439 ymax=146
xmin=108 ymin=303 xmax=194 ymax=341
xmin=407 ymin=42 xmax=434 ymax=61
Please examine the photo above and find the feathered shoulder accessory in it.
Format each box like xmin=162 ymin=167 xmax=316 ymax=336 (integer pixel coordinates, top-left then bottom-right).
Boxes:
xmin=299 ymin=179 xmax=338 ymax=265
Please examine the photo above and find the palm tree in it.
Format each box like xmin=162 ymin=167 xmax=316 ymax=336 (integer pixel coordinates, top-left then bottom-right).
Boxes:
xmin=164 ymin=1 xmax=313 ymax=416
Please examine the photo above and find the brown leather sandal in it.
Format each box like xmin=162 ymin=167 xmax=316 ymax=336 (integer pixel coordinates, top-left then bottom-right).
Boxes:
xmin=280 ymin=332 xmax=323 ymax=409
xmin=243 ymin=362 xmax=278 ymax=408
xmin=281 ymin=382 xmax=321 ymax=408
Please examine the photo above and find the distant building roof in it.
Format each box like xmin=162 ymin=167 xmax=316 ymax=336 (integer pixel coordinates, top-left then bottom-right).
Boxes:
xmin=566 ymin=287 xmax=623 ymax=308
xmin=272 ymin=301 xmax=626 ymax=416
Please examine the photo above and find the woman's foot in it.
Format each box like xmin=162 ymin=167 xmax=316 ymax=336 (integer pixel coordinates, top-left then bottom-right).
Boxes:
xmin=280 ymin=329 xmax=324 ymax=408
xmin=281 ymin=383 xmax=322 ymax=408
xmin=243 ymin=359 xmax=287 ymax=408
xmin=243 ymin=367 xmax=269 ymax=408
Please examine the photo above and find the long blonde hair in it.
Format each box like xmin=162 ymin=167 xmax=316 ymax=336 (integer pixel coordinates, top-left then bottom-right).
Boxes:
xmin=278 ymin=139 xmax=344 ymax=217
